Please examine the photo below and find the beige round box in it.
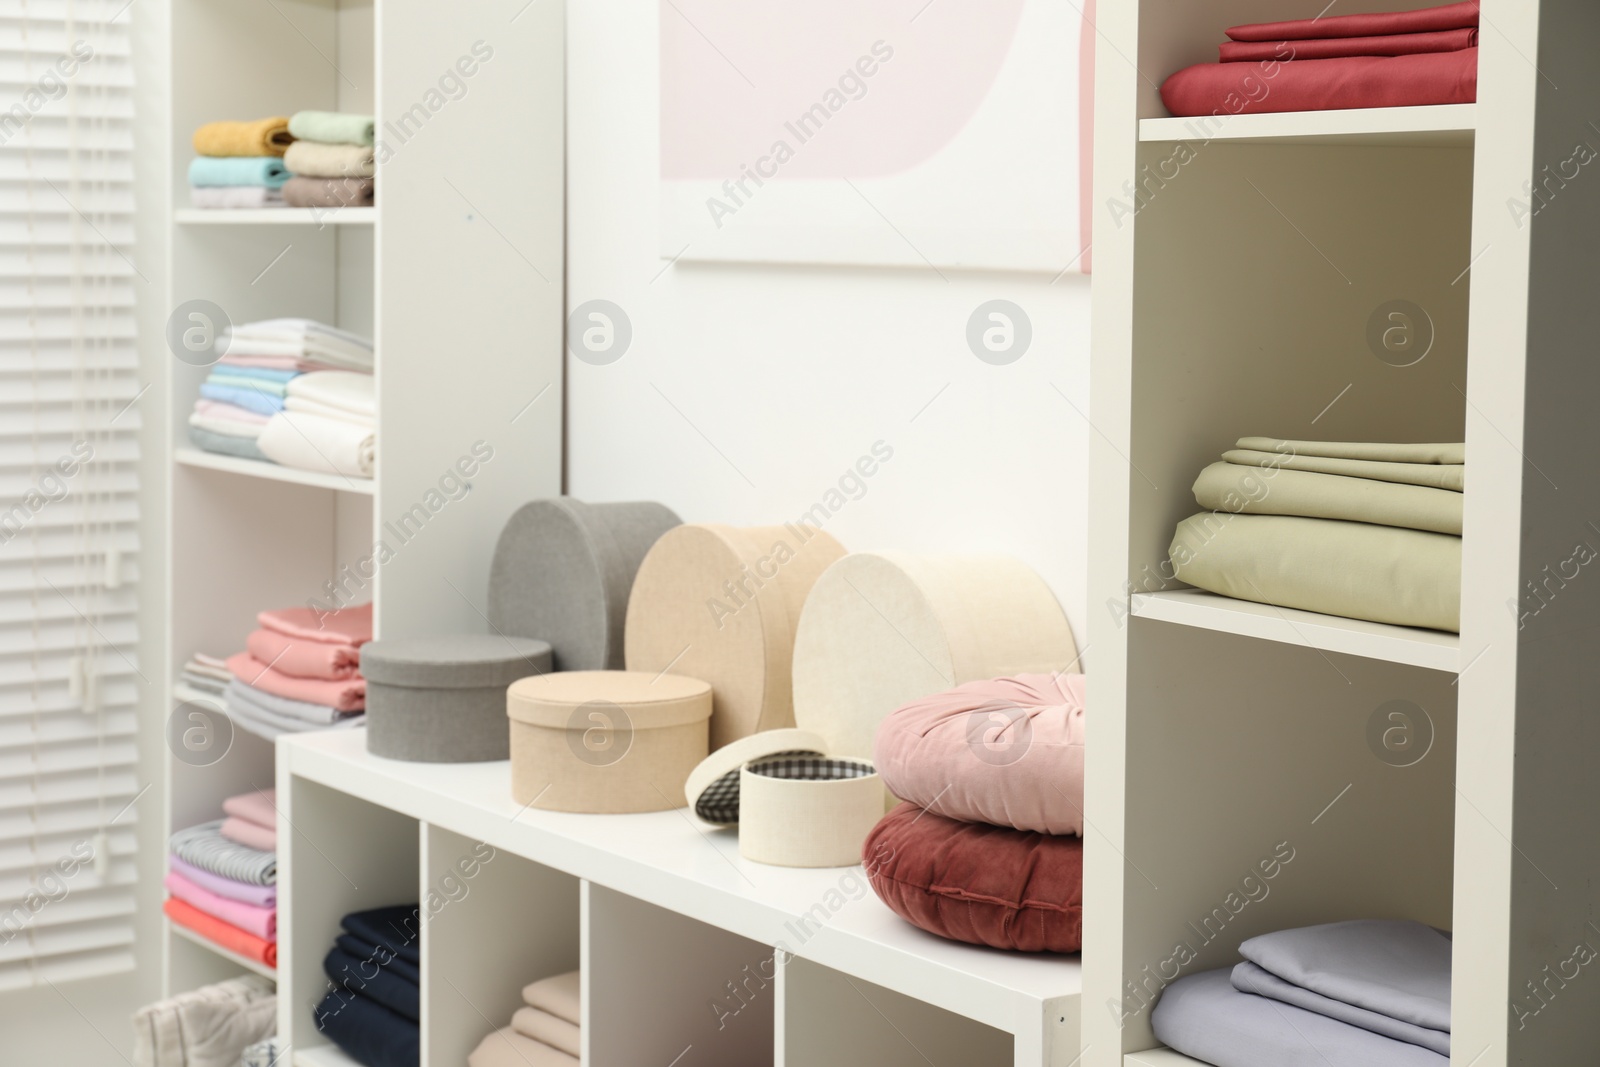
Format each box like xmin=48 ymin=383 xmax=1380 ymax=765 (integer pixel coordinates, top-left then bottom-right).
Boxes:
xmin=506 ymin=670 xmax=712 ymax=813
xmin=737 ymin=755 xmax=884 ymax=868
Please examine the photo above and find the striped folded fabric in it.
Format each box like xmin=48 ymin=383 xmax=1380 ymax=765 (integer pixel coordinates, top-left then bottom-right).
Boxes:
xmin=169 ymin=820 xmax=276 ymax=886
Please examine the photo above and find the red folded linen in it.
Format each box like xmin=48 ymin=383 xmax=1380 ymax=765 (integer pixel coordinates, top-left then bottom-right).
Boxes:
xmin=164 ymin=896 xmax=277 ymax=968
xmin=1227 ymin=1 xmax=1477 ymax=41
xmin=1221 ymin=27 xmax=1477 ymax=62
xmin=246 ymin=627 xmax=361 ymax=680
xmin=221 ymin=815 xmax=276 ymax=853
xmin=226 ymin=651 xmax=366 ymax=711
xmin=257 ymin=601 xmax=372 ymax=648
xmin=1160 ymin=48 xmax=1476 ymax=117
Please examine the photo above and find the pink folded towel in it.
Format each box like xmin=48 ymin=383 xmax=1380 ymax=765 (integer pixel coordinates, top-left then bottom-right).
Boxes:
xmin=220 ymin=816 xmax=276 ymax=852
xmin=170 ymin=855 xmax=276 ymax=908
xmin=220 ymin=355 xmax=344 ymax=373
xmin=222 ymin=788 xmax=277 ymax=830
xmin=193 ymin=399 xmax=270 ymax=425
xmin=257 ymin=602 xmax=373 ymax=648
xmin=226 ymin=652 xmax=365 ymax=711
xmin=164 ymin=870 xmax=277 ymax=942
xmin=246 ymin=627 xmax=361 ymax=680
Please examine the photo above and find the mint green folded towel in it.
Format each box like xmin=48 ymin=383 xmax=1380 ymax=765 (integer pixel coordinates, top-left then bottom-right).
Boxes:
xmin=288 ymin=111 xmax=375 ymax=147
xmin=189 ymin=156 xmax=290 ymax=188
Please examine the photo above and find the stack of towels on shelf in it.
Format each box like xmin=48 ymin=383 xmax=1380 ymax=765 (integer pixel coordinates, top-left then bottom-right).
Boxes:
xmin=283 ymin=111 xmax=376 ymax=211
xmin=1154 ymin=920 xmax=1451 ymax=1067
xmin=164 ymin=793 xmax=278 ymax=970
xmin=132 ymin=975 xmax=277 ymax=1067
xmin=224 ymin=603 xmax=371 ymax=739
xmin=1161 ymin=1 xmax=1478 ymax=117
xmin=177 ymin=651 xmax=231 ymax=699
xmin=468 ymin=970 xmax=582 ymax=1067
xmin=1170 ymin=438 xmax=1463 ymax=632
xmin=189 ymin=117 xmax=293 ymax=209
xmin=316 ymin=905 xmax=421 ymax=1067
xmin=186 ymin=317 xmax=375 ymax=478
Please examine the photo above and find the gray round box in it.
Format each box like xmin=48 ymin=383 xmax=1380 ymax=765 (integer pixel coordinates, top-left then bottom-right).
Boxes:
xmin=361 ymin=635 xmax=551 ymax=762
xmin=487 ymin=497 xmax=680 ymax=671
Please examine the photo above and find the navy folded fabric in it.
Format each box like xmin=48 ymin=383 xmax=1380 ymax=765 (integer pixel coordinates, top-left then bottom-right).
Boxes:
xmin=324 ymin=945 xmax=419 ymax=1022
xmin=341 ymin=905 xmax=420 ymax=966
xmin=337 ymin=932 xmax=420 ymax=986
xmin=315 ymin=988 xmax=419 ymax=1067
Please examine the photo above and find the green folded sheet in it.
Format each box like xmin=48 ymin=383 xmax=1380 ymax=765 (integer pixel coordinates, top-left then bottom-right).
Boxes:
xmin=1223 ymin=449 xmax=1464 ymax=492
xmin=1235 ymin=437 xmax=1464 ymax=465
xmin=1193 ymin=462 xmax=1463 ymax=535
xmin=287 ymin=110 xmax=375 ymax=147
xmin=1170 ymin=512 xmax=1461 ymax=632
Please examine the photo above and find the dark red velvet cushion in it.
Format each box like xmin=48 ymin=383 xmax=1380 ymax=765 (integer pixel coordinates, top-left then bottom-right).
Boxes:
xmin=863 ymin=801 xmax=1083 ymax=953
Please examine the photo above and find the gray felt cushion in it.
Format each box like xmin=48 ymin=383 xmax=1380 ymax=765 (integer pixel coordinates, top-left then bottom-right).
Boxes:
xmin=360 ymin=635 xmax=552 ymax=688
xmin=488 ymin=498 xmax=681 ymax=672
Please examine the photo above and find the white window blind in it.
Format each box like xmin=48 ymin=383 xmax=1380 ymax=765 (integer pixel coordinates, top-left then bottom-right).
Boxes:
xmin=0 ymin=0 xmax=141 ymax=991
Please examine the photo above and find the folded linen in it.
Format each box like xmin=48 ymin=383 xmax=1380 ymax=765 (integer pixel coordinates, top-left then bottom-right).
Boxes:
xmin=164 ymin=871 xmax=276 ymax=942
xmin=324 ymin=945 xmax=420 ymax=1022
xmin=209 ymin=373 xmax=289 ymax=398
xmin=511 ymin=1006 xmax=580 ymax=1057
xmin=1222 ymin=449 xmax=1464 ymax=491
xmin=342 ymin=905 xmax=421 ymax=966
xmin=223 ymin=789 xmax=276 ymax=828
xmin=1171 ymin=512 xmax=1461 ymax=631
xmin=222 ymin=317 xmax=373 ymax=359
xmin=1161 ymin=48 xmax=1477 ymax=117
xmin=314 ymin=987 xmax=418 ymax=1067
xmin=259 ymin=602 xmax=373 ymax=648
xmin=170 ymin=821 xmax=277 ymax=886
xmin=184 ymin=653 xmax=233 ymax=683
xmin=1152 ymin=968 xmax=1447 ymax=1067
xmin=1192 ymin=462 xmax=1463 ymax=535
xmin=1221 ymin=28 xmax=1478 ymax=62
xmin=522 ymin=971 xmax=580 ymax=1025
xmin=169 ymin=854 xmax=276 ymax=908
xmin=132 ymin=974 xmax=276 ymax=1067
xmin=289 ymin=110 xmax=376 ymax=146
xmin=287 ymin=370 xmax=376 ymax=421
xmin=337 ymin=932 xmax=420 ymax=986
xmin=468 ymin=1028 xmax=578 ymax=1067
xmin=219 ymin=353 xmax=346 ymax=373
xmin=1233 ymin=962 xmax=1449 ymax=1056
xmin=227 ymin=694 xmax=365 ymax=742
xmin=189 ymin=184 xmax=285 ymax=210
xmin=188 ymin=426 xmax=272 ymax=462
xmin=226 ymin=652 xmax=365 ymax=710
xmin=283 ymin=176 xmax=376 ymax=210
xmin=1235 ymin=438 xmax=1464 ymax=465
xmin=257 ymin=410 xmax=375 ymax=479
xmin=179 ymin=666 xmax=230 ymax=696
xmin=189 ymin=407 xmax=269 ymax=437
xmin=188 ymin=156 xmax=291 ymax=189
xmin=226 ymin=679 xmax=356 ymax=727
xmin=286 ymin=395 xmax=377 ymax=428
xmin=1227 ymin=1 xmax=1479 ymax=42
xmin=164 ymin=897 xmax=278 ymax=968
xmin=247 ymin=627 xmax=361 ymax=680
xmin=199 ymin=382 xmax=285 ymax=417
xmin=220 ymin=816 xmax=276 ymax=853
xmin=285 ymin=140 xmax=376 ymax=179
xmin=194 ymin=398 xmax=272 ymax=424
xmin=210 ymin=364 xmax=302 ymax=386
xmin=193 ymin=117 xmax=293 ymax=157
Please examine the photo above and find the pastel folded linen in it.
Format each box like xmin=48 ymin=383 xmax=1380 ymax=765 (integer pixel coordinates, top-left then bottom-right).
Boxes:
xmin=1160 ymin=49 xmax=1477 ymax=118
xmin=1235 ymin=438 xmax=1464 ymax=465
xmin=1222 ymin=449 xmax=1464 ymax=491
xmin=189 ymin=184 xmax=284 ymax=209
xmin=1220 ymin=28 xmax=1478 ymax=62
xmin=324 ymin=945 xmax=419 ymax=1022
xmin=337 ymin=932 xmax=420 ymax=986
xmin=208 ymin=372 xmax=289 ymax=397
xmin=169 ymin=854 xmax=276 ymax=907
xmin=199 ymin=382 xmax=285 ymax=417
xmin=522 ymin=971 xmax=580 ymax=1025
xmin=1171 ymin=512 xmax=1462 ymax=632
xmin=511 ymin=1006 xmax=581 ymax=1057
xmin=223 ymin=788 xmax=276 ymax=828
xmin=314 ymin=988 xmax=417 ymax=1067
xmin=259 ymin=601 xmax=373 ymax=647
xmin=219 ymin=354 xmax=346 ymax=373
xmin=188 ymin=156 xmax=291 ymax=189
xmin=285 ymin=140 xmax=375 ymax=179
xmin=1227 ymin=1 xmax=1478 ymax=41
xmin=226 ymin=691 xmax=364 ymax=741
xmin=188 ymin=410 xmax=266 ymax=438
xmin=288 ymin=110 xmax=375 ymax=146
xmin=342 ymin=905 xmax=421 ymax=966
xmin=287 ymin=370 xmax=376 ymax=420
xmin=221 ymin=318 xmax=374 ymax=368
xmin=1152 ymin=968 xmax=1447 ymax=1067
xmin=1233 ymin=962 xmax=1449 ymax=1056
xmin=283 ymin=176 xmax=375 ymax=210
xmin=469 ymin=1027 xmax=578 ymax=1067
xmin=257 ymin=410 xmax=375 ymax=479
xmin=164 ymin=897 xmax=277 ymax=967
xmin=179 ymin=667 xmax=229 ymax=695
xmin=226 ymin=653 xmax=365 ymax=710
xmin=226 ymin=678 xmax=355 ymax=726
xmin=188 ymin=426 xmax=271 ymax=463
xmin=194 ymin=398 xmax=270 ymax=424
xmin=193 ymin=117 xmax=293 ymax=157
xmin=170 ymin=821 xmax=276 ymax=886
xmin=1192 ymin=462 xmax=1463 ymax=535
xmin=247 ymin=627 xmax=361 ymax=680
xmin=210 ymin=364 xmax=302 ymax=386
xmin=220 ymin=816 xmax=276 ymax=853
xmin=164 ymin=871 xmax=276 ymax=941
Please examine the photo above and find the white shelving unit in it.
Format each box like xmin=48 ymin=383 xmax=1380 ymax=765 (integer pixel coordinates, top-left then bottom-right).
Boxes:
xmin=1089 ymin=2 xmax=1600 ymax=1066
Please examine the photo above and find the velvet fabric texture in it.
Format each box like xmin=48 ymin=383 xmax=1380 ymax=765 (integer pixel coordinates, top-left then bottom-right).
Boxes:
xmin=314 ymin=987 xmax=419 ymax=1067
xmin=863 ymin=802 xmax=1083 ymax=953
xmin=1160 ymin=48 xmax=1477 ymax=117
xmin=164 ymin=897 xmax=277 ymax=967
xmin=1225 ymin=1 xmax=1478 ymax=42
xmin=1220 ymin=28 xmax=1477 ymax=62
xmin=324 ymin=945 xmax=420 ymax=1022
xmin=873 ymin=673 xmax=1086 ymax=835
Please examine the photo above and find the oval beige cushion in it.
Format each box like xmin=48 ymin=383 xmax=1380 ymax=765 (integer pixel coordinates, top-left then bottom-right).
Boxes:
xmin=625 ymin=524 xmax=846 ymax=750
xmin=792 ymin=552 xmax=1078 ymax=758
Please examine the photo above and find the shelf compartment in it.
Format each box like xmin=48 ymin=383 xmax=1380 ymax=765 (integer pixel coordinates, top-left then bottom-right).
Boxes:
xmin=175 ymin=448 xmax=374 ymax=495
xmin=1132 ymin=590 xmax=1459 ymax=672
xmin=291 ymin=1047 xmax=361 ymax=1067
xmin=167 ymin=919 xmax=277 ymax=982
xmin=176 ymin=208 xmax=376 ymax=226
xmin=1140 ymin=104 xmax=1475 ymax=146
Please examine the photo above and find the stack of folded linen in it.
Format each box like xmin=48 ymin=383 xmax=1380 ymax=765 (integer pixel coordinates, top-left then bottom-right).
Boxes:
xmin=164 ymin=807 xmax=279 ymax=969
xmin=468 ymin=970 xmax=582 ymax=1067
xmin=257 ymin=370 xmax=377 ymax=479
xmin=1153 ymin=920 xmax=1450 ymax=1067
xmin=223 ymin=602 xmax=372 ymax=739
xmin=315 ymin=905 xmax=421 ymax=1067
xmin=132 ymin=975 xmax=277 ymax=1067
xmin=1170 ymin=438 xmax=1463 ymax=632
xmin=1161 ymin=1 xmax=1478 ymax=117
xmin=178 ymin=651 xmax=232 ymax=699
xmin=283 ymin=111 xmax=376 ymax=211
xmin=189 ymin=117 xmax=294 ymax=209
xmin=221 ymin=317 xmax=376 ymax=373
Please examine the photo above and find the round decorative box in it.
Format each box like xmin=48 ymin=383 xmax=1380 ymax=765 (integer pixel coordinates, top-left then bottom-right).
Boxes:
xmin=488 ymin=497 xmax=681 ymax=670
xmin=624 ymin=523 xmax=846 ymax=750
xmin=360 ymin=634 xmax=552 ymax=763
xmin=739 ymin=755 xmax=883 ymax=868
xmin=791 ymin=552 xmax=1078 ymax=758
xmin=506 ymin=670 xmax=712 ymax=813
xmin=684 ymin=728 xmax=828 ymax=827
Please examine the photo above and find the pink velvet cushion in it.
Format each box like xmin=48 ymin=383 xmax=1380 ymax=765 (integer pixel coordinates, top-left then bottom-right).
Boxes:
xmin=872 ymin=673 xmax=1086 ymax=835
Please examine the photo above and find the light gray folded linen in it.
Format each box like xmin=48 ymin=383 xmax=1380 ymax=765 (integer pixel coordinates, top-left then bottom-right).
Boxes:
xmin=1232 ymin=962 xmax=1450 ymax=1055
xmin=1235 ymin=438 xmax=1464 ymax=465
xmin=1193 ymin=461 xmax=1463 ymax=534
xmin=226 ymin=678 xmax=349 ymax=725
xmin=1222 ymin=449 xmax=1464 ymax=491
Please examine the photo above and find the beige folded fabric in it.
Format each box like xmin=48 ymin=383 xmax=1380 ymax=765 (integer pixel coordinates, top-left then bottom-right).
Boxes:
xmin=467 ymin=1027 xmax=577 ymax=1067
xmin=193 ymin=117 xmax=293 ymax=157
xmin=512 ymin=1007 xmax=581 ymax=1057
xmin=1171 ymin=512 xmax=1461 ymax=632
xmin=284 ymin=140 xmax=375 ymax=179
xmin=282 ymin=176 xmax=375 ymax=209
xmin=522 ymin=971 xmax=580 ymax=1025
xmin=1235 ymin=437 xmax=1464 ymax=465
xmin=1193 ymin=462 xmax=1463 ymax=535
xmin=1223 ymin=449 xmax=1464 ymax=492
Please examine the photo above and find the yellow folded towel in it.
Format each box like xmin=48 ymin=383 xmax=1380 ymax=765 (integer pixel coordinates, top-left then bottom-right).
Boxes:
xmin=193 ymin=118 xmax=294 ymax=158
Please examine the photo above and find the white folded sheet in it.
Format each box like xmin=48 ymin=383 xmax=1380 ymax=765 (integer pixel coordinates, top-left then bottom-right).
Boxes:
xmin=285 ymin=370 xmax=375 ymax=421
xmin=257 ymin=410 xmax=374 ymax=478
xmin=188 ymin=411 xmax=266 ymax=439
xmin=189 ymin=185 xmax=284 ymax=210
xmin=221 ymin=318 xmax=374 ymax=371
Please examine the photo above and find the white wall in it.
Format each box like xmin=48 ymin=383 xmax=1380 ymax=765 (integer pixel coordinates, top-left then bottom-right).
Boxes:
xmin=566 ymin=0 xmax=1094 ymax=640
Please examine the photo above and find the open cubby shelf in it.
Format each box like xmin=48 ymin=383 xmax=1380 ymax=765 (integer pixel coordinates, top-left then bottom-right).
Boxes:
xmin=174 ymin=208 xmax=378 ymax=226
xmin=1139 ymin=103 xmax=1476 ymax=146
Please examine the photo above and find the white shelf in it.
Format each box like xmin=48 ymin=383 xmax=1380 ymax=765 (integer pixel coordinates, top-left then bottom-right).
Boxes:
xmin=174 ymin=448 xmax=374 ymax=495
xmin=175 ymin=208 xmax=375 ymax=226
xmin=291 ymin=1047 xmax=360 ymax=1067
xmin=1130 ymin=589 xmax=1460 ymax=672
xmin=166 ymin=918 xmax=277 ymax=982
xmin=1140 ymin=104 xmax=1475 ymax=146
xmin=1125 ymin=1052 xmax=1207 ymax=1067
xmin=172 ymin=681 xmax=223 ymax=705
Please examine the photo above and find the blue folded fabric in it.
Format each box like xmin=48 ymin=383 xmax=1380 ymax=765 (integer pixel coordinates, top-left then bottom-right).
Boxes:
xmin=199 ymin=382 xmax=284 ymax=416
xmin=210 ymin=364 xmax=301 ymax=385
xmin=342 ymin=905 xmax=420 ymax=966
xmin=188 ymin=425 xmax=270 ymax=463
xmin=324 ymin=945 xmax=419 ymax=1022
xmin=188 ymin=156 xmax=290 ymax=188
xmin=315 ymin=987 xmax=418 ymax=1067
xmin=337 ymin=933 xmax=419 ymax=986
